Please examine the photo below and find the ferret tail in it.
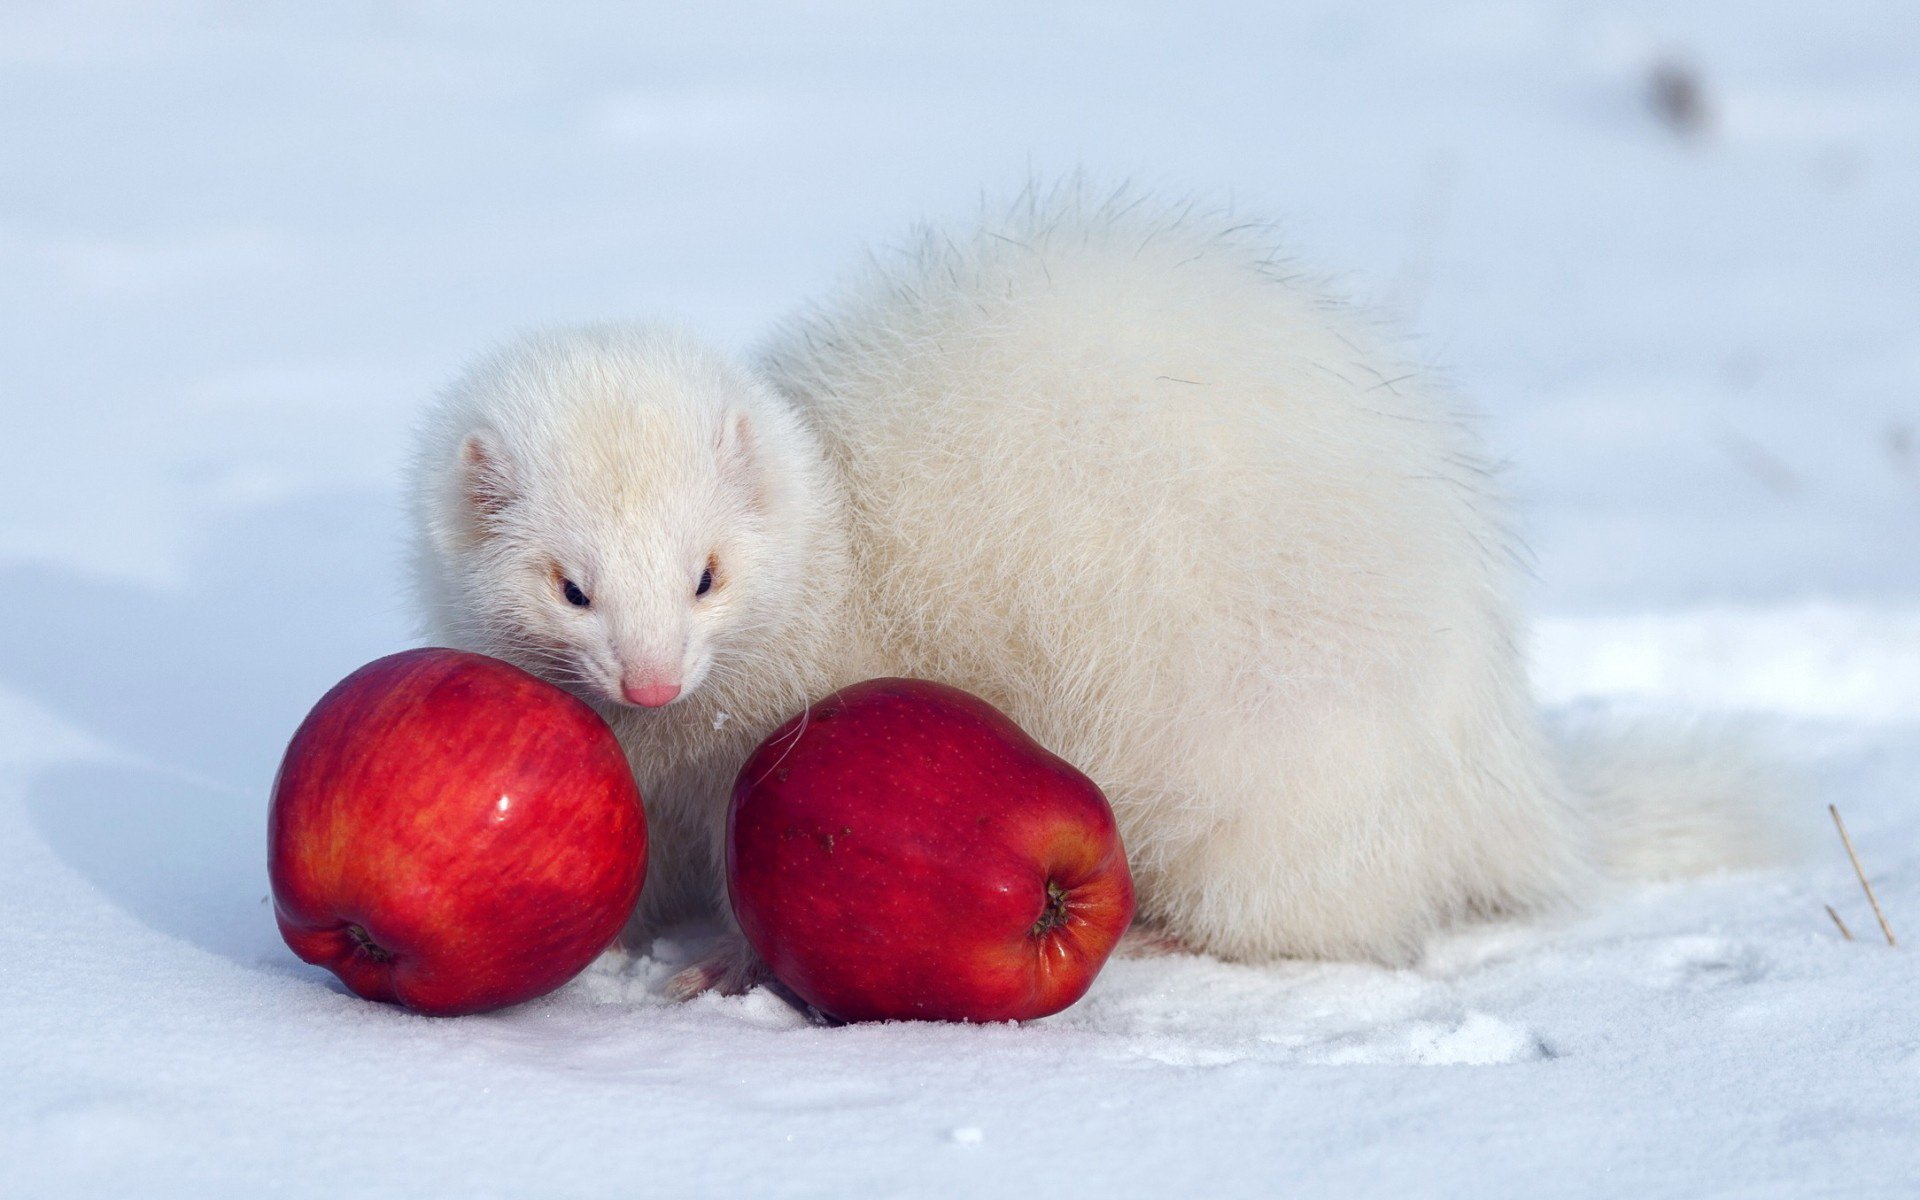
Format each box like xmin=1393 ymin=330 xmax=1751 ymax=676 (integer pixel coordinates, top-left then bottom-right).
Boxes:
xmin=1555 ymin=721 xmax=1811 ymax=880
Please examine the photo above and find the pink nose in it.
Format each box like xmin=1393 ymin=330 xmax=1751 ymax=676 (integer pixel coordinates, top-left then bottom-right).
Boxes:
xmin=622 ymin=679 xmax=682 ymax=708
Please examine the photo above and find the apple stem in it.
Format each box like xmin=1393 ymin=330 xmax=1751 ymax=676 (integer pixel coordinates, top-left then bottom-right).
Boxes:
xmin=346 ymin=923 xmax=393 ymax=962
xmin=1029 ymin=879 xmax=1072 ymax=939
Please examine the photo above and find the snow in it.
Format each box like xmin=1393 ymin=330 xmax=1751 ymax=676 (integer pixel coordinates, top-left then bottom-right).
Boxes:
xmin=2 ymin=2 xmax=1916 ymax=1196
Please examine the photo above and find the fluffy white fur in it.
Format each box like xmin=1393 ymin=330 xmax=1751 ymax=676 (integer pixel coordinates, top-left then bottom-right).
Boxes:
xmin=409 ymin=185 xmax=1788 ymax=980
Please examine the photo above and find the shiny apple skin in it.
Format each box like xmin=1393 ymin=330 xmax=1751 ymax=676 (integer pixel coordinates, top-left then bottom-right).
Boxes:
xmin=727 ymin=678 xmax=1135 ymax=1023
xmin=268 ymin=648 xmax=647 ymax=1016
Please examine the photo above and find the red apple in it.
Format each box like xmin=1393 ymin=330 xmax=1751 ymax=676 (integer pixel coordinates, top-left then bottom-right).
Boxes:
xmin=269 ymin=648 xmax=646 ymax=1016
xmin=727 ymin=678 xmax=1134 ymax=1023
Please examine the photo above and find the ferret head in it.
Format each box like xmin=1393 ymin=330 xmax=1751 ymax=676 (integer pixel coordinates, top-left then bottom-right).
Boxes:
xmin=412 ymin=324 xmax=819 ymax=712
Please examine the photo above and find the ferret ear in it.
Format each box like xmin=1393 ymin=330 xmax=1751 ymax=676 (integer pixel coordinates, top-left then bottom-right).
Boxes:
xmin=451 ymin=429 xmax=517 ymax=542
xmin=715 ymin=411 xmax=767 ymax=510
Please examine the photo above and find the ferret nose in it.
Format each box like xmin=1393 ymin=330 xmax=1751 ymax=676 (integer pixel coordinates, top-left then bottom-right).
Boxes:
xmin=621 ymin=677 xmax=682 ymax=708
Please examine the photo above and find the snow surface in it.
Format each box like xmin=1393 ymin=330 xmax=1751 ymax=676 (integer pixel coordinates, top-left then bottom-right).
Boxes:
xmin=2 ymin=3 xmax=1916 ymax=1197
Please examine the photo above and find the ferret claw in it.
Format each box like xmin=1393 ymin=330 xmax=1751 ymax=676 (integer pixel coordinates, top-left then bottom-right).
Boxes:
xmin=665 ymin=938 xmax=770 ymax=1001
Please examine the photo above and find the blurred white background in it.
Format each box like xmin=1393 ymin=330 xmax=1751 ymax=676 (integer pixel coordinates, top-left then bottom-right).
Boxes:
xmin=3 ymin=1 xmax=1914 ymax=611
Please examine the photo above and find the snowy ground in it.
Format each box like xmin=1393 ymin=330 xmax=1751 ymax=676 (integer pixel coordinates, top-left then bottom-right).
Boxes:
xmin=3 ymin=3 xmax=1916 ymax=1196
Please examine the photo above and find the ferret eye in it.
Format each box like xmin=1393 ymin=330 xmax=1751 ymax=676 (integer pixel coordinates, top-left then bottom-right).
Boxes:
xmin=560 ymin=578 xmax=591 ymax=608
xmin=695 ymin=566 xmax=714 ymax=598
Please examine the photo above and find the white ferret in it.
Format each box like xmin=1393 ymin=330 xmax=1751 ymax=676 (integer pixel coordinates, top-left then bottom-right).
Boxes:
xmin=410 ymin=187 xmax=1788 ymax=992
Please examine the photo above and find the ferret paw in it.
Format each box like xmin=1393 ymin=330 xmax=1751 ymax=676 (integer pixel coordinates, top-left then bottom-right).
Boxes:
xmin=1114 ymin=925 xmax=1194 ymax=959
xmin=665 ymin=935 xmax=770 ymax=1001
